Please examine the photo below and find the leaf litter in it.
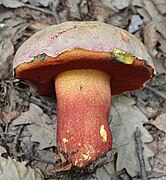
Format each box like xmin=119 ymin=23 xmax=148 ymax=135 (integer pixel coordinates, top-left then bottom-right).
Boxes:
xmin=110 ymin=96 xmax=154 ymax=177
xmin=151 ymin=113 xmax=166 ymax=133
xmin=0 ymin=0 xmax=166 ymax=179
xmin=12 ymin=103 xmax=56 ymax=149
xmin=0 ymin=145 xmax=43 ymax=179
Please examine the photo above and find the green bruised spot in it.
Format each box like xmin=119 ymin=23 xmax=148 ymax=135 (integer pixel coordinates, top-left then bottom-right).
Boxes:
xmin=113 ymin=48 xmax=135 ymax=64
xmin=34 ymin=54 xmax=46 ymax=62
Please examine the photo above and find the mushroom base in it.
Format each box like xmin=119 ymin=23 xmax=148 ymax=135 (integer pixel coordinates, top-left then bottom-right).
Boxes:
xmin=55 ymin=69 xmax=112 ymax=168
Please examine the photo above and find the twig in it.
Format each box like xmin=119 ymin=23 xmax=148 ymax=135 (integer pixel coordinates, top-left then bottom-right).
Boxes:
xmin=12 ymin=125 xmax=25 ymax=159
xmin=49 ymin=0 xmax=61 ymax=24
xmin=23 ymin=3 xmax=61 ymax=24
xmin=30 ymin=96 xmax=57 ymax=114
xmin=88 ymin=150 xmax=114 ymax=173
xmin=145 ymin=85 xmax=166 ymax=101
xmin=23 ymin=4 xmax=52 ymax=15
xmin=111 ymin=169 xmax=128 ymax=180
xmin=150 ymin=130 xmax=159 ymax=174
xmin=29 ymin=154 xmax=56 ymax=165
xmin=134 ymin=127 xmax=148 ymax=180
xmin=148 ymin=173 xmax=166 ymax=179
xmin=21 ymin=141 xmax=56 ymax=166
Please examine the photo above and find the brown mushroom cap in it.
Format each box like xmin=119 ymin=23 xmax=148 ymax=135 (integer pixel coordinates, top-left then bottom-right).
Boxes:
xmin=13 ymin=21 xmax=154 ymax=95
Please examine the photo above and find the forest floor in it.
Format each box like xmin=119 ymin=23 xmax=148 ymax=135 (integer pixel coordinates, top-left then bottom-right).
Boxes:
xmin=0 ymin=0 xmax=166 ymax=179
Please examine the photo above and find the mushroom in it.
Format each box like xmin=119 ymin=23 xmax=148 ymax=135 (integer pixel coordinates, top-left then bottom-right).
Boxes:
xmin=13 ymin=21 xmax=155 ymax=168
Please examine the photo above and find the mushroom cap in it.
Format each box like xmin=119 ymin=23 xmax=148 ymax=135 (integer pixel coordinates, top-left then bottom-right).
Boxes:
xmin=13 ymin=21 xmax=154 ymax=95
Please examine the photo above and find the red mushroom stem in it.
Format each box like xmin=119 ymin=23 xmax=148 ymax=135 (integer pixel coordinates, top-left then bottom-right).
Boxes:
xmin=55 ymin=69 xmax=112 ymax=167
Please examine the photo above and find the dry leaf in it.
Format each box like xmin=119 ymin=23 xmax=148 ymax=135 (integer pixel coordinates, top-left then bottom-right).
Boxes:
xmin=35 ymin=149 xmax=57 ymax=172
xmin=128 ymin=15 xmax=143 ymax=33
xmin=0 ymin=38 xmax=14 ymax=78
xmin=102 ymin=0 xmax=131 ymax=10
xmin=152 ymin=57 xmax=166 ymax=74
xmin=110 ymin=96 xmax=154 ymax=177
xmin=136 ymin=7 xmax=151 ymax=23
xmin=66 ymin=0 xmax=81 ymax=20
xmin=1 ymin=17 xmax=29 ymax=45
xmin=0 ymin=11 xmax=13 ymax=22
xmin=132 ymin=0 xmax=143 ymax=7
xmin=132 ymin=0 xmax=164 ymax=28
xmin=152 ymin=0 xmax=166 ymax=15
xmin=143 ymin=23 xmax=160 ymax=57
xmin=94 ymin=166 xmax=111 ymax=180
xmin=92 ymin=0 xmax=112 ymax=22
xmin=2 ymin=110 xmax=20 ymax=124
xmin=148 ymin=134 xmax=166 ymax=175
xmin=158 ymin=38 xmax=166 ymax=54
xmin=54 ymin=162 xmax=72 ymax=172
xmin=109 ymin=14 xmax=126 ymax=28
xmin=0 ymin=146 xmax=43 ymax=180
xmin=142 ymin=0 xmax=164 ymax=22
xmin=156 ymin=23 xmax=166 ymax=39
xmin=29 ymin=0 xmax=54 ymax=7
xmin=12 ymin=103 xmax=56 ymax=149
xmin=151 ymin=113 xmax=166 ymax=133
xmin=28 ymin=21 xmax=49 ymax=31
xmin=143 ymin=22 xmax=166 ymax=74
xmin=0 ymin=0 xmax=24 ymax=8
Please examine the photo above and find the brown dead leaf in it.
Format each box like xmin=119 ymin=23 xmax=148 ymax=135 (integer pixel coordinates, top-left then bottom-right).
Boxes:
xmin=92 ymin=0 xmax=113 ymax=22
xmin=152 ymin=0 xmax=166 ymax=15
xmin=132 ymin=0 xmax=143 ymax=7
xmin=0 ymin=38 xmax=14 ymax=79
xmin=54 ymin=152 xmax=72 ymax=172
xmin=28 ymin=20 xmax=52 ymax=31
xmin=156 ymin=23 xmax=166 ymax=39
xmin=2 ymin=110 xmax=20 ymax=124
xmin=54 ymin=162 xmax=72 ymax=172
xmin=66 ymin=0 xmax=81 ymax=20
xmin=54 ymin=152 xmax=67 ymax=164
xmin=151 ymin=113 xmax=166 ymax=133
xmin=79 ymin=0 xmax=90 ymax=19
xmin=109 ymin=13 xmax=128 ymax=28
xmin=134 ymin=0 xmax=166 ymax=39
xmin=136 ymin=7 xmax=151 ymax=23
xmin=142 ymin=0 xmax=165 ymax=22
xmin=143 ymin=22 xmax=166 ymax=74
xmin=143 ymin=23 xmax=160 ymax=57
xmin=102 ymin=0 xmax=131 ymax=11
xmin=158 ymin=38 xmax=166 ymax=54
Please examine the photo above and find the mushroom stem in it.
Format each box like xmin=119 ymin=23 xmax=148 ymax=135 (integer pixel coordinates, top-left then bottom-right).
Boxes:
xmin=55 ymin=69 xmax=112 ymax=168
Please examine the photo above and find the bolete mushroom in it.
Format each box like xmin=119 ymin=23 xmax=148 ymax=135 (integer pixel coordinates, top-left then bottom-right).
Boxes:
xmin=13 ymin=21 xmax=154 ymax=168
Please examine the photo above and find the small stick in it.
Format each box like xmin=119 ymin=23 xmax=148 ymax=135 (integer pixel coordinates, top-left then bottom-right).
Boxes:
xmin=148 ymin=173 xmax=166 ymax=179
xmin=145 ymin=85 xmax=166 ymax=101
xmin=49 ymin=0 xmax=61 ymax=24
xmin=23 ymin=3 xmax=61 ymax=24
xmin=22 ymin=141 xmax=56 ymax=165
xmin=12 ymin=125 xmax=25 ymax=159
xmin=111 ymin=169 xmax=127 ymax=180
xmin=29 ymin=154 xmax=56 ymax=165
xmin=134 ymin=127 xmax=148 ymax=180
